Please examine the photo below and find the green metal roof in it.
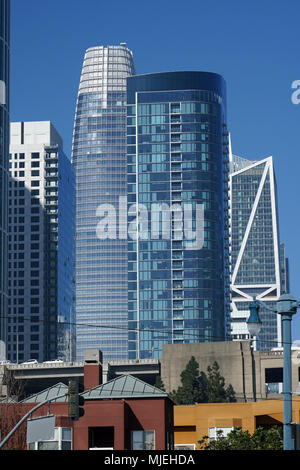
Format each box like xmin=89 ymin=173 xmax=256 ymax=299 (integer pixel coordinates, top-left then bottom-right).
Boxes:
xmin=21 ymin=383 xmax=69 ymax=403
xmin=0 ymin=397 xmax=17 ymax=403
xmin=20 ymin=375 xmax=169 ymax=403
xmin=82 ymin=375 xmax=169 ymax=400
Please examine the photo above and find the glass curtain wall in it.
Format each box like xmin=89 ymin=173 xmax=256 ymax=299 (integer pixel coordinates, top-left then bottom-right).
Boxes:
xmin=127 ymin=72 xmax=230 ymax=359
xmin=230 ymin=155 xmax=283 ymax=350
xmin=72 ymin=45 xmax=135 ymax=360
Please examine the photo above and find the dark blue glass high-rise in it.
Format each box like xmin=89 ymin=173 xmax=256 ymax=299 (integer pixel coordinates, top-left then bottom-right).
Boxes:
xmin=127 ymin=72 xmax=231 ymax=359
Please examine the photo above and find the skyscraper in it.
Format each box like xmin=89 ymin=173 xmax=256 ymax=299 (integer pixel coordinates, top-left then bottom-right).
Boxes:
xmin=126 ymin=71 xmax=230 ymax=359
xmin=72 ymin=44 xmax=135 ymax=360
xmin=229 ymin=152 xmax=285 ymax=350
xmin=8 ymin=122 xmax=75 ymax=363
xmin=0 ymin=0 xmax=10 ymax=355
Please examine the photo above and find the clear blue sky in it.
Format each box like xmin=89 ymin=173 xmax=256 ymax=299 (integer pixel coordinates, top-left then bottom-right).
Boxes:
xmin=10 ymin=0 xmax=300 ymax=340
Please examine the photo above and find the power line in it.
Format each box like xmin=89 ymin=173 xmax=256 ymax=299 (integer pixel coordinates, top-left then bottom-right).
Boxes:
xmin=1 ymin=314 xmax=299 ymax=348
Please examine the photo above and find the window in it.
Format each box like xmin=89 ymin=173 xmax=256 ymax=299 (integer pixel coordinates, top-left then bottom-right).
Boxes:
xmin=174 ymin=444 xmax=196 ymax=450
xmin=88 ymin=427 xmax=114 ymax=450
xmin=31 ymin=153 xmax=40 ymax=159
xmin=208 ymin=427 xmax=233 ymax=441
xmin=28 ymin=427 xmax=72 ymax=451
xmin=131 ymin=430 xmax=155 ymax=450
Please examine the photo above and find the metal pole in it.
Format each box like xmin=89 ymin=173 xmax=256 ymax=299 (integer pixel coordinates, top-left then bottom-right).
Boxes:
xmin=282 ymin=312 xmax=294 ymax=450
xmin=276 ymin=293 xmax=300 ymax=451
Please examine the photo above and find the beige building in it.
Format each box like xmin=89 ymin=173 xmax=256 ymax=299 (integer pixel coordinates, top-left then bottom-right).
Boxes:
xmin=161 ymin=341 xmax=300 ymax=402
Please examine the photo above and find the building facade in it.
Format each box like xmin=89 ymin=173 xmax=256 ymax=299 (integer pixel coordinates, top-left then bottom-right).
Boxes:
xmin=127 ymin=71 xmax=231 ymax=359
xmin=1 ymin=359 xmax=174 ymax=451
xmin=229 ymin=152 xmax=285 ymax=350
xmin=8 ymin=122 xmax=75 ymax=363
xmin=72 ymin=44 xmax=135 ymax=361
xmin=174 ymin=399 xmax=300 ymax=450
xmin=0 ymin=0 xmax=10 ymax=354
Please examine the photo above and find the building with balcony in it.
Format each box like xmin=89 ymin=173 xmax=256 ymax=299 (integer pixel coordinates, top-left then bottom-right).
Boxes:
xmin=7 ymin=121 xmax=75 ymax=363
xmin=126 ymin=71 xmax=231 ymax=359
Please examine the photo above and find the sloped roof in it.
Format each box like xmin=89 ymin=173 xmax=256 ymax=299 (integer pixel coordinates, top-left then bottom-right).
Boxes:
xmin=0 ymin=397 xmax=17 ymax=403
xmin=21 ymin=383 xmax=69 ymax=403
xmin=82 ymin=375 xmax=169 ymax=400
xmin=20 ymin=375 xmax=169 ymax=403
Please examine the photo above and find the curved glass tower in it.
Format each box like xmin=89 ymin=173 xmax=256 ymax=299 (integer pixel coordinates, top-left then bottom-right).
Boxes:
xmin=127 ymin=71 xmax=230 ymax=359
xmin=72 ymin=44 xmax=135 ymax=360
xmin=0 ymin=0 xmax=9 ymax=351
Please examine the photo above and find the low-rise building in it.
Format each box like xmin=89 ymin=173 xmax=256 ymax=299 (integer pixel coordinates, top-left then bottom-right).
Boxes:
xmin=174 ymin=399 xmax=300 ymax=450
xmin=0 ymin=351 xmax=174 ymax=450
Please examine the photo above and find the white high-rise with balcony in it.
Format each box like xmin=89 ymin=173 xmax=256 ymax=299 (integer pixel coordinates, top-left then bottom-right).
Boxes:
xmin=8 ymin=122 xmax=75 ymax=363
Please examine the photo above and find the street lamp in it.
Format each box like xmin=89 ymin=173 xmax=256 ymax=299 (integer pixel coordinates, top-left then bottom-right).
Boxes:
xmin=246 ymin=298 xmax=262 ymax=348
xmin=246 ymin=293 xmax=300 ymax=450
xmin=246 ymin=299 xmax=262 ymax=402
xmin=276 ymin=293 xmax=300 ymax=450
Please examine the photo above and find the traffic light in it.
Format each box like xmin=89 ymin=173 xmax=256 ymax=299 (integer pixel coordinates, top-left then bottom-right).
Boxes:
xmin=68 ymin=380 xmax=85 ymax=421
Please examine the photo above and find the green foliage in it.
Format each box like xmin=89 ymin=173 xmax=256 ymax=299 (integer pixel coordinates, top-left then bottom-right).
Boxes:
xmin=155 ymin=375 xmax=166 ymax=391
xmin=206 ymin=362 xmax=236 ymax=403
xmin=171 ymin=357 xmax=236 ymax=405
xmin=198 ymin=426 xmax=283 ymax=450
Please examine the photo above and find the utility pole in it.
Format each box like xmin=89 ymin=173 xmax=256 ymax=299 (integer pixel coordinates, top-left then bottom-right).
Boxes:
xmin=276 ymin=294 xmax=300 ymax=450
xmin=247 ymin=293 xmax=300 ymax=450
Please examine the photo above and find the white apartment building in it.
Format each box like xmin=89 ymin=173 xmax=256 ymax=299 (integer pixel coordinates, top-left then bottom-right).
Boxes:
xmin=7 ymin=122 xmax=75 ymax=363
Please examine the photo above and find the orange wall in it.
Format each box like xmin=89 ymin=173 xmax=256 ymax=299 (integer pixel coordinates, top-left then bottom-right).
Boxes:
xmin=174 ymin=399 xmax=300 ymax=449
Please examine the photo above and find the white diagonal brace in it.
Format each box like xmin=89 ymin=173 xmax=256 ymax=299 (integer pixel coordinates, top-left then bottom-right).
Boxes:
xmin=232 ymin=160 xmax=270 ymax=285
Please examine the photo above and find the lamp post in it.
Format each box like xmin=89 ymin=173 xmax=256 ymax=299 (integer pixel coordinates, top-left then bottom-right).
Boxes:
xmin=246 ymin=298 xmax=262 ymax=349
xmin=276 ymin=293 xmax=300 ymax=450
xmin=246 ymin=299 xmax=262 ymax=402
xmin=247 ymin=293 xmax=300 ymax=450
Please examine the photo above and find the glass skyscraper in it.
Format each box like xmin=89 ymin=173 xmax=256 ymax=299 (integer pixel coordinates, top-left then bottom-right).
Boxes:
xmin=0 ymin=0 xmax=9 ymax=353
xmin=230 ymin=152 xmax=286 ymax=350
xmin=72 ymin=44 xmax=135 ymax=360
xmin=127 ymin=71 xmax=230 ymax=359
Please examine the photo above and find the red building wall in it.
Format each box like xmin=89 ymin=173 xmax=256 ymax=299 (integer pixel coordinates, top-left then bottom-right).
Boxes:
xmin=0 ymin=396 xmax=173 ymax=451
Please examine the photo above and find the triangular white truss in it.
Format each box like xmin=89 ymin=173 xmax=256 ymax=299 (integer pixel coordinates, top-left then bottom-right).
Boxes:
xmin=229 ymin=143 xmax=281 ymax=346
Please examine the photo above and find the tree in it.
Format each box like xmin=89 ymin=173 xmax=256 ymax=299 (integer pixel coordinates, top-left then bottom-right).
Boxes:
xmin=0 ymin=371 xmax=27 ymax=450
xmin=171 ymin=356 xmax=202 ymax=405
xmin=206 ymin=362 xmax=236 ymax=403
xmin=198 ymin=426 xmax=283 ymax=450
xmin=155 ymin=375 xmax=166 ymax=391
xmin=171 ymin=357 xmax=236 ymax=405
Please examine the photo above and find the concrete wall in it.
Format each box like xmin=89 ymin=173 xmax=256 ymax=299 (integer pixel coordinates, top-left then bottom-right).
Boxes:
xmin=161 ymin=341 xmax=300 ymax=402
